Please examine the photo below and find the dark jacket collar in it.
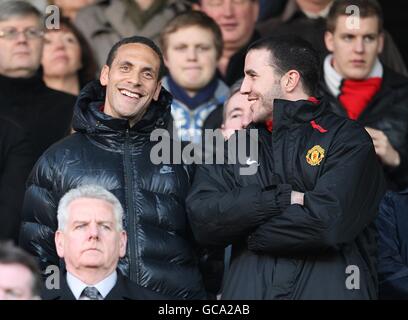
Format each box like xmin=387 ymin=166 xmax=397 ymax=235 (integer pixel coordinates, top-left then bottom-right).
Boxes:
xmin=42 ymin=271 xmax=136 ymax=300
xmin=72 ymin=80 xmax=173 ymax=149
xmin=270 ymin=98 xmax=327 ymax=130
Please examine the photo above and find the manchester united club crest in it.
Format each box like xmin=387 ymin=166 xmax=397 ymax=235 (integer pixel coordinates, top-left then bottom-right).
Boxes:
xmin=306 ymin=145 xmax=325 ymax=166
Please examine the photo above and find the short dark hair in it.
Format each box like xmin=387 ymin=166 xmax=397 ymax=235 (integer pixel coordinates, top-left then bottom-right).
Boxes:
xmin=327 ymin=0 xmax=383 ymax=33
xmin=247 ymin=35 xmax=320 ymax=96
xmin=105 ymin=36 xmax=165 ymax=80
xmin=160 ymin=11 xmax=223 ymax=60
xmin=0 ymin=242 xmax=42 ymax=298
xmin=44 ymin=16 xmax=98 ymax=88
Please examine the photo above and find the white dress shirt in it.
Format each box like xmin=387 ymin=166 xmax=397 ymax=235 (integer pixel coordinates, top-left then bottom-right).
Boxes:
xmin=66 ymin=270 xmax=117 ymax=300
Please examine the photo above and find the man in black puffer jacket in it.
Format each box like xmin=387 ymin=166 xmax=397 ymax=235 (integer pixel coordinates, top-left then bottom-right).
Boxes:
xmin=19 ymin=36 xmax=206 ymax=300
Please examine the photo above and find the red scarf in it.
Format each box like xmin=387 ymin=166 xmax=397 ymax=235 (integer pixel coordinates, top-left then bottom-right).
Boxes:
xmin=339 ymin=78 xmax=382 ymax=120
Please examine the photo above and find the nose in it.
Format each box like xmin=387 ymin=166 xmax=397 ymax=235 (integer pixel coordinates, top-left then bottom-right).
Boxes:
xmin=186 ymin=47 xmax=198 ymax=61
xmin=15 ymin=31 xmax=28 ymax=43
xmin=240 ymin=76 xmax=251 ymax=95
xmin=88 ymin=223 xmax=99 ymax=240
xmin=54 ymin=37 xmax=66 ymax=50
xmin=127 ymin=71 xmax=142 ymax=87
xmin=222 ymin=0 xmax=234 ymax=16
xmin=354 ymin=37 xmax=365 ymax=53
xmin=241 ymin=111 xmax=252 ymax=129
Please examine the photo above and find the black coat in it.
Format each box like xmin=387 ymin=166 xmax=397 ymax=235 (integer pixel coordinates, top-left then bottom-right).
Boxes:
xmin=20 ymin=80 xmax=206 ymax=300
xmin=318 ymin=67 xmax=408 ymax=190
xmin=0 ymin=70 xmax=75 ymax=161
xmin=187 ymin=98 xmax=385 ymax=299
xmin=377 ymin=189 xmax=408 ymax=299
xmin=42 ymin=271 xmax=172 ymax=300
xmin=0 ymin=117 xmax=35 ymax=241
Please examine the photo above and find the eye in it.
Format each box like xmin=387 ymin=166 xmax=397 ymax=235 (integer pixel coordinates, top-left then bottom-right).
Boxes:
xmin=120 ymin=65 xmax=130 ymax=72
xmin=363 ymin=35 xmax=376 ymax=43
xmin=197 ymin=45 xmax=211 ymax=52
xmin=64 ymin=35 xmax=78 ymax=44
xmin=230 ymin=111 xmax=242 ymax=119
xmin=5 ymin=289 xmax=21 ymax=299
xmin=342 ymin=34 xmax=354 ymax=42
xmin=75 ymin=224 xmax=85 ymax=230
xmin=174 ymin=45 xmax=187 ymax=51
xmin=143 ymin=71 xmax=153 ymax=79
xmin=101 ymin=224 xmax=111 ymax=230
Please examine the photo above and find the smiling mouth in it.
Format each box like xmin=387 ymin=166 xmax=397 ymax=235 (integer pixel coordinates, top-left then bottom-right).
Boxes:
xmin=120 ymin=89 xmax=142 ymax=99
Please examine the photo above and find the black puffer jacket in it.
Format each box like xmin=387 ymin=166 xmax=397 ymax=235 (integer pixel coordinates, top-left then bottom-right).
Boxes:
xmin=187 ymin=98 xmax=385 ymax=299
xmin=19 ymin=81 xmax=206 ymax=299
xmin=318 ymin=67 xmax=408 ymax=190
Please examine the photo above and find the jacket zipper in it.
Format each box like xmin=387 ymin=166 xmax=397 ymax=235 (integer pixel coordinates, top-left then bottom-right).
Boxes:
xmin=124 ymin=128 xmax=139 ymax=283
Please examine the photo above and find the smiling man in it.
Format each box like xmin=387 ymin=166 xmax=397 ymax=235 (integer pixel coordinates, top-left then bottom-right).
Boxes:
xmin=318 ymin=0 xmax=408 ymax=190
xmin=187 ymin=35 xmax=385 ymax=299
xmin=20 ymin=36 xmax=207 ymax=300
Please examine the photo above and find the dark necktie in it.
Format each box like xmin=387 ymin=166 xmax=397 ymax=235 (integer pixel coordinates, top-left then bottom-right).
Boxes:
xmin=81 ymin=286 xmax=101 ymax=300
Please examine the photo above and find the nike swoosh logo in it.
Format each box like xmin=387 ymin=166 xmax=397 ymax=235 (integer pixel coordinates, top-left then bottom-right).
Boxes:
xmin=246 ymin=159 xmax=259 ymax=166
xmin=160 ymin=166 xmax=174 ymax=174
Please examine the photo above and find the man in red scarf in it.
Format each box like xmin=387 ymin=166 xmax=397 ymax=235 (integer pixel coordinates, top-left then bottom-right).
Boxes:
xmin=319 ymin=0 xmax=408 ymax=190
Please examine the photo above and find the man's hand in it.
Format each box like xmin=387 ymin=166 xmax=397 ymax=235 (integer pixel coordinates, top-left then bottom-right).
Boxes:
xmin=291 ymin=191 xmax=304 ymax=205
xmin=365 ymin=127 xmax=400 ymax=167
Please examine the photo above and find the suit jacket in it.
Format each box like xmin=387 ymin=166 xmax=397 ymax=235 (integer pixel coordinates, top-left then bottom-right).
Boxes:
xmin=42 ymin=271 xmax=172 ymax=300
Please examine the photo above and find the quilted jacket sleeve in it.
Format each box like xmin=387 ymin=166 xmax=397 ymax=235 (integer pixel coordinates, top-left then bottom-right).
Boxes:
xmin=19 ymin=154 xmax=60 ymax=272
xmin=186 ymin=159 xmax=291 ymax=248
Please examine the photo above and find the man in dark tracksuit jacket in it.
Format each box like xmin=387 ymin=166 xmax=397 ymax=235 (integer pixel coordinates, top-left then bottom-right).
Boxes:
xmin=187 ymin=36 xmax=386 ymax=299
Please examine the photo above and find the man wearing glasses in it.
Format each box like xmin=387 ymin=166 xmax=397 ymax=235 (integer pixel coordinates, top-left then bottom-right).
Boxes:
xmin=0 ymin=1 xmax=76 ymax=242
xmin=0 ymin=0 xmax=75 ymax=159
xmin=193 ymin=0 xmax=261 ymax=86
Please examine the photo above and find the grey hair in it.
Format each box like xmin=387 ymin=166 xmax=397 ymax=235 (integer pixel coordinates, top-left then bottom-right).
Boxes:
xmin=57 ymin=185 xmax=124 ymax=232
xmin=222 ymin=78 xmax=244 ymax=124
xmin=0 ymin=1 xmax=44 ymax=26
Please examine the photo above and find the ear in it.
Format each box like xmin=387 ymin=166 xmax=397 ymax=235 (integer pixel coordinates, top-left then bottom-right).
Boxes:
xmin=252 ymin=1 xmax=260 ymax=22
xmin=281 ymin=70 xmax=301 ymax=93
xmin=119 ymin=231 xmax=127 ymax=258
xmin=100 ymin=65 xmax=110 ymax=86
xmin=163 ymin=54 xmax=169 ymax=68
xmin=153 ymin=80 xmax=162 ymax=101
xmin=377 ymin=32 xmax=384 ymax=54
xmin=55 ymin=230 xmax=65 ymax=259
xmin=324 ymin=31 xmax=335 ymax=52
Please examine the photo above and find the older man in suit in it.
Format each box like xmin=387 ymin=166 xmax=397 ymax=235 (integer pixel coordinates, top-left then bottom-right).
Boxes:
xmin=42 ymin=185 xmax=169 ymax=300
